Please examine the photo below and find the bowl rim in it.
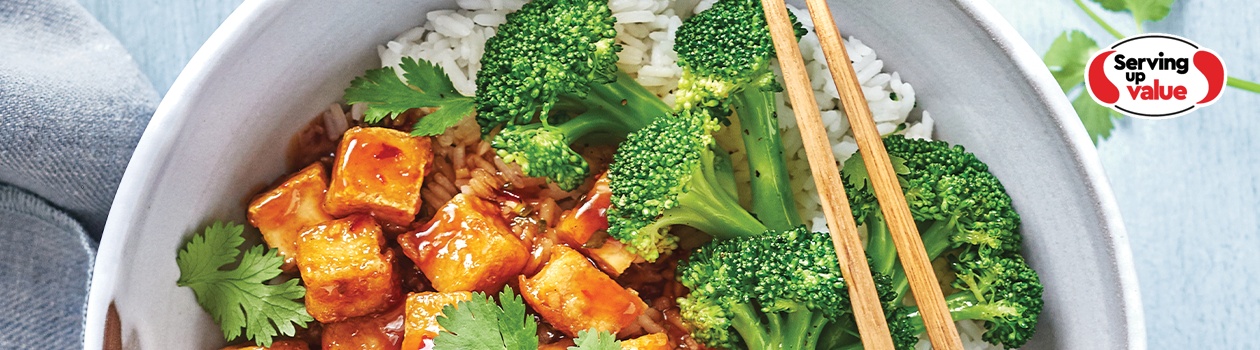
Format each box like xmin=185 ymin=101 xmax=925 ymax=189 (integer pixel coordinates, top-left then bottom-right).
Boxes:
xmin=949 ymin=0 xmax=1146 ymax=347
xmin=81 ymin=0 xmax=284 ymax=348
xmin=83 ymin=0 xmax=1146 ymax=348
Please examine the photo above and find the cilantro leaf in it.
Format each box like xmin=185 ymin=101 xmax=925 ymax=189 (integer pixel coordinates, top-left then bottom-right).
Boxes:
xmin=841 ymin=153 xmax=871 ymax=192
xmin=176 ymin=222 xmax=312 ymax=347
xmin=1043 ymin=30 xmax=1121 ymax=144
xmin=1072 ymin=93 xmax=1122 ymax=144
xmin=1044 ymin=30 xmax=1099 ymax=93
xmin=1090 ymin=0 xmax=1174 ymax=24
xmin=434 ymin=286 xmax=539 ymax=350
xmin=569 ymin=329 xmax=621 ymax=350
xmin=343 ymin=57 xmax=476 ymax=136
xmin=841 ymin=152 xmax=909 ymax=192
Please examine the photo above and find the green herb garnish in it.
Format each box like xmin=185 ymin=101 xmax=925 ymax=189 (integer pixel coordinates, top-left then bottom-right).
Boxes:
xmin=570 ymin=329 xmax=621 ymax=350
xmin=344 ymin=57 xmax=476 ymax=136
xmin=176 ymin=222 xmax=311 ymax=347
xmin=434 ymin=286 xmax=539 ymax=349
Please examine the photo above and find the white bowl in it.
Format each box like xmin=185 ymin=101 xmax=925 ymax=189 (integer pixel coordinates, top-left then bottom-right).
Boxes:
xmin=84 ymin=0 xmax=1145 ymax=348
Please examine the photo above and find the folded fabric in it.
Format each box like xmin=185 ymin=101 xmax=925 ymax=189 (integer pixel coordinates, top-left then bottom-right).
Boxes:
xmin=0 ymin=0 xmax=158 ymax=346
xmin=0 ymin=185 xmax=96 ymax=349
xmin=0 ymin=0 xmax=159 ymax=236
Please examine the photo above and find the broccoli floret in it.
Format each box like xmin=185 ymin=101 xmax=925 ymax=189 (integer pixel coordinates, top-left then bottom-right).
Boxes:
xmin=477 ymin=0 xmax=670 ymax=189
xmin=844 ymin=136 xmax=1022 ymax=297
xmin=816 ymin=264 xmax=921 ymax=350
xmin=491 ymin=71 xmax=663 ymax=189
xmin=881 ymin=135 xmax=1021 ymax=256
xmin=824 ymin=255 xmax=1042 ymax=350
xmin=605 ymin=109 xmax=765 ymax=261
xmin=945 ymin=255 xmax=1044 ymax=348
xmin=895 ymin=255 xmax=1044 ymax=349
xmin=673 ymin=0 xmax=806 ymax=229
xmin=830 ymin=135 xmax=1042 ymax=348
xmin=677 ymin=227 xmax=849 ymax=349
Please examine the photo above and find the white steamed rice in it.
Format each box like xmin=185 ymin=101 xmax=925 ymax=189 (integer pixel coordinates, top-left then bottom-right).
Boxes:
xmin=372 ymin=1 xmax=1001 ymax=349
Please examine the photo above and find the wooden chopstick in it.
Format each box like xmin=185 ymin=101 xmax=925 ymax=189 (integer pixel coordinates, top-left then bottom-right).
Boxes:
xmin=758 ymin=1 xmax=895 ymax=348
xmin=800 ymin=0 xmax=966 ymax=349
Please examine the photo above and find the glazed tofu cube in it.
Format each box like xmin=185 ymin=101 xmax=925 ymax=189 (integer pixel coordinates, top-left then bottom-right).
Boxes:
xmin=220 ymin=340 xmax=310 ymax=350
xmin=621 ymin=333 xmax=670 ymax=350
xmin=322 ymin=303 xmax=405 ymax=350
xmin=401 ymin=291 xmax=472 ymax=350
xmin=397 ymin=193 xmax=528 ymax=293
xmin=581 ymin=238 xmax=638 ymax=277
xmin=296 ymin=215 xmax=402 ymax=323
xmin=520 ymin=246 xmax=647 ymax=337
xmin=325 ymin=127 xmax=433 ymax=226
xmin=247 ymin=163 xmax=334 ymax=269
xmin=554 ymin=174 xmax=611 ymax=247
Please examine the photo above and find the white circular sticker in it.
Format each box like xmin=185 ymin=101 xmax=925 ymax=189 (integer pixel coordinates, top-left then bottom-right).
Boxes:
xmin=1084 ymin=34 xmax=1227 ymax=119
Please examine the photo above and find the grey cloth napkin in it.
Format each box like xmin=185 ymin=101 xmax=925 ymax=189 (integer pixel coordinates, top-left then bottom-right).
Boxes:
xmin=0 ymin=0 xmax=158 ymax=347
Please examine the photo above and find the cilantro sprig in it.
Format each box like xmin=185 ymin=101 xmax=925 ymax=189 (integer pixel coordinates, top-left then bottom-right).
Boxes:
xmin=570 ymin=329 xmax=621 ymax=350
xmin=433 ymin=286 xmax=539 ymax=349
xmin=1044 ymin=0 xmax=1260 ymax=144
xmin=343 ymin=57 xmax=476 ymax=136
xmin=176 ymin=222 xmax=312 ymax=347
xmin=433 ymin=286 xmax=620 ymax=350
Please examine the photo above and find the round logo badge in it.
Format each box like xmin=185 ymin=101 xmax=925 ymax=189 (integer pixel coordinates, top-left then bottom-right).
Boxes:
xmin=1085 ymin=34 xmax=1226 ymax=119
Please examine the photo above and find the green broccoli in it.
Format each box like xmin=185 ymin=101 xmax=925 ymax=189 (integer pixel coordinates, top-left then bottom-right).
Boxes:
xmin=825 ymin=135 xmax=1042 ymax=349
xmin=673 ymin=0 xmax=806 ymax=229
xmin=820 ymin=254 xmax=1042 ymax=350
xmin=677 ymin=227 xmax=851 ymax=349
xmin=845 ymin=135 xmax=1022 ymax=302
xmin=477 ymin=0 xmax=670 ymax=190
xmin=604 ymin=109 xmax=765 ymax=261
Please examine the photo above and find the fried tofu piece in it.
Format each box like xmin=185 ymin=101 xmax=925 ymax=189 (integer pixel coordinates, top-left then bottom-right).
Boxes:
xmin=401 ymin=291 xmax=472 ymax=350
xmin=520 ymin=246 xmax=647 ymax=337
xmin=397 ymin=193 xmax=528 ymax=293
xmin=621 ymin=333 xmax=670 ymax=350
xmin=220 ymin=340 xmax=310 ymax=350
xmin=554 ymin=174 xmax=611 ymax=247
xmin=551 ymin=174 xmax=636 ymax=276
xmin=325 ymin=127 xmax=432 ymax=226
xmin=322 ymin=303 xmax=406 ymax=350
xmin=296 ymin=215 xmax=402 ymax=323
xmin=581 ymin=238 xmax=638 ymax=277
xmin=247 ymin=163 xmax=334 ymax=269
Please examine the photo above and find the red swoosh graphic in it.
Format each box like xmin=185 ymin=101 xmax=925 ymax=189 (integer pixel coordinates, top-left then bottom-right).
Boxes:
xmin=1193 ymin=51 xmax=1225 ymax=104
xmin=1088 ymin=50 xmax=1119 ymax=104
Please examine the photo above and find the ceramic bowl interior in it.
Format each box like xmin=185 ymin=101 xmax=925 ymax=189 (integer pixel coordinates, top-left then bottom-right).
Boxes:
xmin=84 ymin=0 xmax=1144 ymax=348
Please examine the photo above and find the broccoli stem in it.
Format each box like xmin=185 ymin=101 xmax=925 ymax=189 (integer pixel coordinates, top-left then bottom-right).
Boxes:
xmin=865 ymin=215 xmax=898 ymax=276
xmin=816 ymin=317 xmax=860 ymax=349
xmin=733 ymin=87 xmax=802 ymax=230
xmin=730 ymin=303 xmax=829 ymax=350
xmin=803 ymin=312 xmax=830 ymax=349
xmin=730 ymin=303 xmax=768 ymax=349
xmin=713 ymin=148 xmax=741 ymax=199
xmin=889 ymin=219 xmax=954 ymax=305
xmin=560 ymin=70 xmax=669 ymax=132
xmin=903 ymin=292 xmax=986 ymax=335
xmin=646 ymin=150 xmax=767 ymax=239
xmin=551 ymin=110 xmax=642 ymax=141
xmin=781 ymin=308 xmax=830 ymax=349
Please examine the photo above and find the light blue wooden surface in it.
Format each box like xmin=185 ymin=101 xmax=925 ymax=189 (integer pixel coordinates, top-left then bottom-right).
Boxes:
xmin=79 ymin=0 xmax=1258 ymax=347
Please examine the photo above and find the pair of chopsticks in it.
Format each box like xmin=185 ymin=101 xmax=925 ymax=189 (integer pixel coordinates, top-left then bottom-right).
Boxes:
xmin=759 ymin=1 xmax=965 ymax=349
